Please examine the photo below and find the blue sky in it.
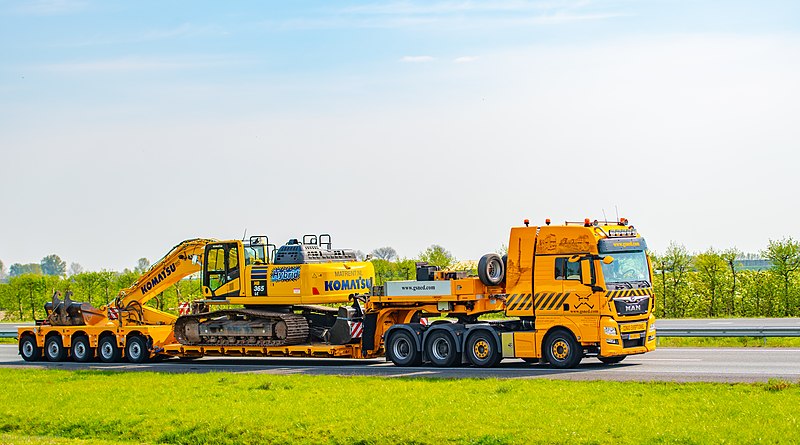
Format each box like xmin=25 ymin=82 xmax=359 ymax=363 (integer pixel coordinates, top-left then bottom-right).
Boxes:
xmin=1 ymin=1 xmax=799 ymax=270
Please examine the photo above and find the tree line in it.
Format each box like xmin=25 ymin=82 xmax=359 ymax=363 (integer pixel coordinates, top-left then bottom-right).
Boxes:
xmin=0 ymin=239 xmax=798 ymax=321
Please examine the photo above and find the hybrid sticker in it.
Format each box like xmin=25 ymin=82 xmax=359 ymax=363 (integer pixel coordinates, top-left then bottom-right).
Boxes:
xmin=271 ymin=267 xmax=301 ymax=283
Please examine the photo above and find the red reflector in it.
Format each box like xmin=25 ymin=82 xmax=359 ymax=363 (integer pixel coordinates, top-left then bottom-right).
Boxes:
xmin=312 ymin=287 xmax=320 ymax=295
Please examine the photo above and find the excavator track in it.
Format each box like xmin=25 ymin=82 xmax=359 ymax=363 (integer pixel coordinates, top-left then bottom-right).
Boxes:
xmin=174 ymin=309 xmax=309 ymax=347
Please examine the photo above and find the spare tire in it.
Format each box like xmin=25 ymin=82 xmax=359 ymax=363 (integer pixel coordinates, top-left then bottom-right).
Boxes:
xmin=478 ymin=253 xmax=505 ymax=286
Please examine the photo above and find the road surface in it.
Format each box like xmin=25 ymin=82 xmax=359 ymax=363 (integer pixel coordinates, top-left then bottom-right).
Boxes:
xmin=1 ymin=344 xmax=798 ymax=383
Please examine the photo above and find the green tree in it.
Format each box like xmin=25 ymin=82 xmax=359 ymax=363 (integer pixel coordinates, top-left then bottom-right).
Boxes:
xmin=693 ymin=249 xmax=727 ymax=317
xmin=762 ymin=238 xmax=800 ymax=316
xmin=419 ymin=245 xmax=455 ymax=269
xmin=370 ymin=247 xmax=398 ymax=261
xmin=653 ymin=243 xmax=692 ymax=317
xmin=720 ymin=248 xmax=740 ymax=315
xmin=40 ymin=254 xmax=67 ymax=276
xmin=68 ymin=262 xmax=84 ymax=276
xmin=135 ymin=258 xmax=151 ymax=274
xmin=9 ymin=263 xmax=42 ymax=277
xmin=0 ymin=259 xmax=5 ymax=281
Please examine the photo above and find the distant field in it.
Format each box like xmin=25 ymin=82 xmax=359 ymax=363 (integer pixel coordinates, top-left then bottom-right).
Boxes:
xmin=0 ymin=369 xmax=798 ymax=444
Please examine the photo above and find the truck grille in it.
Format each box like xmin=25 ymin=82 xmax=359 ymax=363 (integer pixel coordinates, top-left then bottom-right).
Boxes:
xmin=613 ymin=295 xmax=650 ymax=316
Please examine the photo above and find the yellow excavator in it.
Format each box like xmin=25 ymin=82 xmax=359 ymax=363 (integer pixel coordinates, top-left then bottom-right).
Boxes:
xmin=28 ymin=234 xmax=374 ymax=362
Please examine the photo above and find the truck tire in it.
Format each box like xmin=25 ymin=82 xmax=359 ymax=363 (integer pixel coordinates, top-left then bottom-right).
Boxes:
xmin=125 ymin=335 xmax=149 ymax=363
xmin=98 ymin=336 xmax=121 ymax=363
xmin=466 ymin=330 xmax=500 ymax=367
xmin=386 ymin=330 xmax=422 ymax=367
xmin=19 ymin=334 xmax=41 ymax=362
xmin=425 ymin=330 xmax=459 ymax=367
xmin=478 ymin=253 xmax=505 ymax=286
xmin=45 ymin=335 xmax=67 ymax=362
xmin=598 ymin=355 xmax=625 ymax=365
xmin=70 ymin=335 xmax=93 ymax=362
xmin=544 ymin=329 xmax=582 ymax=369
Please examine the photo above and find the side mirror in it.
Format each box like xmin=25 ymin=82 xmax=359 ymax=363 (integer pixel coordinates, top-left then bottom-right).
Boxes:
xmin=602 ymin=256 xmax=614 ymax=265
xmin=568 ymin=255 xmax=581 ymax=263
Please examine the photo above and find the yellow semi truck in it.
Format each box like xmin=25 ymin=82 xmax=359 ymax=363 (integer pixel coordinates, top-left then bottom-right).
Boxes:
xmin=17 ymin=218 xmax=656 ymax=368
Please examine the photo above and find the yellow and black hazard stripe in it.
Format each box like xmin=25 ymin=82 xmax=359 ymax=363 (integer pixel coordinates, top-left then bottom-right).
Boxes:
xmin=605 ymin=289 xmax=651 ymax=299
xmin=505 ymin=293 xmax=533 ymax=311
xmin=532 ymin=292 xmax=571 ymax=311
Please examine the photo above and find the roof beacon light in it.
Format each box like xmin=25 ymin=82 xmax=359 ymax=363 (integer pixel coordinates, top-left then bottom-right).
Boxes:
xmin=620 ymin=217 xmax=629 ymax=226
xmin=524 ymin=219 xmax=530 ymax=227
xmin=584 ymin=218 xmax=591 ymax=227
xmin=545 ymin=219 xmax=551 ymax=226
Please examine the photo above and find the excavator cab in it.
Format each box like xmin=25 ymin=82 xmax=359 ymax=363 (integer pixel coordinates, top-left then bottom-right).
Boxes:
xmin=203 ymin=242 xmax=243 ymax=299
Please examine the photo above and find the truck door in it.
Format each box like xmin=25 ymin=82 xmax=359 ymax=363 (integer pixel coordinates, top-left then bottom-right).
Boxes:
xmin=531 ymin=256 xmax=564 ymax=315
xmin=555 ymin=257 xmax=592 ymax=313
xmin=203 ymin=243 xmax=242 ymax=299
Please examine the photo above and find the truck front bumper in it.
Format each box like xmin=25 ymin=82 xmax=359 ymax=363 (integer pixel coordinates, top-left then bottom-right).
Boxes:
xmin=599 ymin=314 xmax=657 ymax=357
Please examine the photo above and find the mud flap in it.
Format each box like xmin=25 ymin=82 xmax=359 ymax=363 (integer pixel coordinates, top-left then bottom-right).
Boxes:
xmin=361 ymin=313 xmax=378 ymax=357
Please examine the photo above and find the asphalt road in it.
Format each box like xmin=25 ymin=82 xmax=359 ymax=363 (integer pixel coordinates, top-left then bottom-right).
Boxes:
xmin=2 ymin=344 xmax=798 ymax=383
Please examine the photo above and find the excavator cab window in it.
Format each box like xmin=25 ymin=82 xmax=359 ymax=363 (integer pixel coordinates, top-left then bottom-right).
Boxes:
xmin=206 ymin=246 xmax=227 ymax=292
xmin=227 ymin=246 xmax=240 ymax=281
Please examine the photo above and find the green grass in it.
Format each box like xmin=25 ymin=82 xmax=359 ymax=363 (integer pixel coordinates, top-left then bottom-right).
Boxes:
xmin=0 ymin=369 xmax=799 ymax=444
xmin=0 ymin=337 xmax=18 ymax=344
xmin=658 ymin=336 xmax=800 ymax=347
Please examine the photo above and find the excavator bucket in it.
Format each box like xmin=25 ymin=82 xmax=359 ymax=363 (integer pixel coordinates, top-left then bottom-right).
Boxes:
xmin=44 ymin=291 xmax=106 ymax=326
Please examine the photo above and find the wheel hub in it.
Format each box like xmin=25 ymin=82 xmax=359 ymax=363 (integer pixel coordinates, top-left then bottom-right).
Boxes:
xmin=552 ymin=339 xmax=569 ymax=360
xmin=473 ymin=340 xmax=490 ymax=359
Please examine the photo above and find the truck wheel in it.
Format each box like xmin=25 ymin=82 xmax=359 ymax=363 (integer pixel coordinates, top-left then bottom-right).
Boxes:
xmin=425 ymin=330 xmax=459 ymax=367
xmin=98 ymin=336 xmax=121 ymax=363
xmin=387 ymin=330 xmax=422 ymax=367
xmin=70 ymin=335 xmax=93 ymax=362
xmin=125 ymin=335 xmax=149 ymax=363
xmin=466 ymin=330 xmax=500 ymax=367
xmin=598 ymin=355 xmax=625 ymax=365
xmin=45 ymin=336 xmax=67 ymax=362
xmin=478 ymin=254 xmax=505 ymax=286
xmin=19 ymin=335 xmax=41 ymax=362
xmin=544 ymin=329 xmax=582 ymax=369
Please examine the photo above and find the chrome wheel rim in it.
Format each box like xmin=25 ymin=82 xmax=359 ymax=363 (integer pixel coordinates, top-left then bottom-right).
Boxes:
xmin=22 ymin=341 xmax=34 ymax=358
xmin=431 ymin=337 xmax=450 ymax=361
xmin=392 ymin=337 xmax=411 ymax=360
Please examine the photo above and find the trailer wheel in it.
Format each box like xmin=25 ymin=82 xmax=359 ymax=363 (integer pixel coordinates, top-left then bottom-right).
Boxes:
xmin=45 ymin=335 xmax=67 ymax=362
xmin=98 ymin=336 xmax=121 ymax=363
xmin=544 ymin=329 xmax=582 ymax=369
xmin=598 ymin=355 xmax=625 ymax=365
xmin=466 ymin=330 xmax=500 ymax=367
xmin=19 ymin=334 xmax=41 ymax=362
xmin=425 ymin=330 xmax=459 ymax=367
xmin=478 ymin=253 xmax=505 ymax=286
xmin=125 ymin=335 xmax=149 ymax=363
xmin=387 ymin=330 xmax=422 ymax=367
xmin=70 ymin=335 xmax=93 ymax=362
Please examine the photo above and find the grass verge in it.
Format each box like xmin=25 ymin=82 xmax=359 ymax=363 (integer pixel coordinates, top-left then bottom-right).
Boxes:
xmin=0 ymin=369 xmax=798 ymax=444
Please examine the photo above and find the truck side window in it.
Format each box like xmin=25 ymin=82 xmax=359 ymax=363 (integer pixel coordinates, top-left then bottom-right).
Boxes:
xmin=555 ymin=257 xmax=581 ymax=281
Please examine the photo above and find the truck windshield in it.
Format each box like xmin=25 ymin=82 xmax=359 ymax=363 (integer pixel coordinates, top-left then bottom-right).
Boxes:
xmin=601 ymin=251 xmax=650 ymax=285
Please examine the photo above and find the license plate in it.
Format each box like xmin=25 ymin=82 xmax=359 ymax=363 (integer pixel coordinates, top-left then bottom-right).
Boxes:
xmin=628 ymin=333 xmax=641 ymax=340
xmin=620 ymin=322 xmax=646 ymax=333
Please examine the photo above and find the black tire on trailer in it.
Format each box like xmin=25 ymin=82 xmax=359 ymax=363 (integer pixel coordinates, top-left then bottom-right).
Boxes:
xmin=70 ymin=335 xmax=93 ymax=363
xmin=424 ymin=330 xmax=459 ymax=367
xmin=125 ymin=335 xmax=149 ymax=363
xmin=44 ymin=335 xmax=68 ymax=362
xmin=544 ymin=329 xmax=582 ymax=369
xmin=19 ymin=334 xmax=41 ymax=362
xmin=97 ymin=336 xmax=121 ymax=363
xmin=466 ymin=330 xmax=501 ymax=368
xmin=478 ymin=253 xmax=505 ymax=286
xmin=598 ymin=355 xmax=625 ymax=365
xmin=386 ymin=330 xmax=422 ymax=367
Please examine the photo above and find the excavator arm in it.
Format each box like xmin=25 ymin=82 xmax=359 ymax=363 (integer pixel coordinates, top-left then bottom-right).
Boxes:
xmin=113 ymin=238 xmax=216 ymax=325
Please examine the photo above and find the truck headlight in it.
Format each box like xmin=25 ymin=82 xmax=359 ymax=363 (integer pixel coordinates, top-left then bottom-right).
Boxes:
xmin=604 ymin=327 xmax=617 ymax=336
xmin=649 ymin=325 xmax=656 ymax=333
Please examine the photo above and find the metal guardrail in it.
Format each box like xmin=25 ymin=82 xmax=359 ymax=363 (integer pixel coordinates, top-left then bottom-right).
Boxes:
xmin=0 ymin=331 xmax=17 ymax=339
xmin=657 ymin=327 xmax=800 ymax=338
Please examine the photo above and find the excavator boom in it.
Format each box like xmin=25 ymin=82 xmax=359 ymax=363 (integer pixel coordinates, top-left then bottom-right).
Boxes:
xmin=114 ymin=238 xmax=216 ymax=314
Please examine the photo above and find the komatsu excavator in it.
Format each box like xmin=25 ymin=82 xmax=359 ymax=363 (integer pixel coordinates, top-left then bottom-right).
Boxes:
xmin=21 ymin=234 xmax=373 ymax=362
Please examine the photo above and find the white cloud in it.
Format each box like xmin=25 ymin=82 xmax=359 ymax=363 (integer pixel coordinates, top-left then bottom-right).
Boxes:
xmin=400 ymin=55 xmax=435 ymax=63
xmin=454 ymin=56 xmax=478 ymax=63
